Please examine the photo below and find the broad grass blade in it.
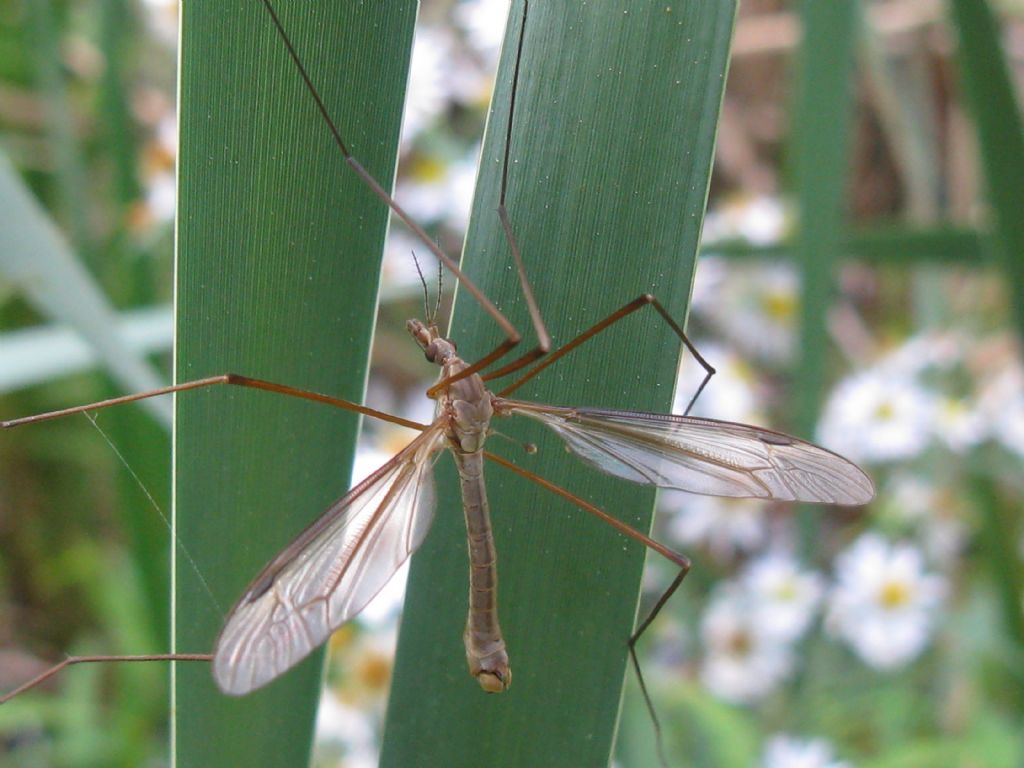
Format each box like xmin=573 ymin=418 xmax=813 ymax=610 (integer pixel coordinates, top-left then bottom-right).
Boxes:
xmin=382 ymin=3 xmax=738 ymax=765
xmin=176 ymin=3 xmax=415 ymax=765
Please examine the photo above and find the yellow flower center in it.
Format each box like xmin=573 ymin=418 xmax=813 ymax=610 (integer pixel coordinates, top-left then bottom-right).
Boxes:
xmin=356 ymin=651 xmax=393 ymax=692
xmin=410 ymin=155 xmax=446 ymax=183
xmin=760 ymin=292 xmax=795 ymax=323
xmin=773 ymin=581 xmax=797 ymax=602
xmin=874 ymin=400 xmax=896 ymax=421
xmin=879 ymin=580 xmax=910 ymax=609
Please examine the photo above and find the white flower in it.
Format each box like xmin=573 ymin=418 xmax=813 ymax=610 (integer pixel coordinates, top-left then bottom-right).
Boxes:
xmin=994 ymin=394 xmax=1024 ymax=457
xmin=136 ymin=113 xmax=178 ymax=225
xmin=400 ymin=26 xmax=454 ymax=143
xmin=345 ymin=626 xmax=398 ymax=696
xmin=455 ymin=0 xmax=512 ymax=60
xmin=381 ymin=229 xmax=437 ymax=300
xmin=700 ymin=585 xmax=794 ymax=703
xmin=662 ymin=493 xmax=768 ymax=561
xmin=140 ymin=0 xmax=179 ymax=48
xmin=314 ymin=690 xmax=378 ymax=765
xmin=980 ymin=369 xmax=1024 ymax=458
xmin=394 ymin=148 xmax=480 ymax=230
xmin=761 ymin=734 xmax=850 ymax=768
xmin=871 ymin=331 xmax=992 ymax=453
xmin=689 ymin=261 xmax=798 ymax=363
xmin=145 ymin=171 xmax=176 ymax=223
xmin=885 ymin=473 xmax=936 ymax=523
xmin=826 ymin=533 xmax=946 ymax=669
xmin=931 ymin=395 xmax=987 ymax=452
xmin=689 ymin=255 xmax=727 ymax=314
xmin=886 ymin=474 xmax=967 ymax=564
xmin=817 ymin=371 xmax=935 ymax=463
xmin=673 ymin=341 xmax=764 ymax=425
xmin=440 ymin=153 xmax=481 ymax=233
xmin=742 ymin=554 xmax=824 ymax=642
xmin=701 ymin=194 xmax=788 ymax=246
xmin=881 ymin=331 xmax=975 ymax=382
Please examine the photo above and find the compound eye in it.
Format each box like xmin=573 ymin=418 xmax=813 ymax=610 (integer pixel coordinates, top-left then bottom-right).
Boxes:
xmin=423 ymin=340 xmax=440 ymax=363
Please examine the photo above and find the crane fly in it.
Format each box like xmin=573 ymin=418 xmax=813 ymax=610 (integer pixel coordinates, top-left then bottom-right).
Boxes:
xmin=1 ymin=311 xmax=874 ymax=697
xmin=204 ymin=312 xmax=874 ymax=695
xmin=1 ymin=0 xmax=874 ymax=759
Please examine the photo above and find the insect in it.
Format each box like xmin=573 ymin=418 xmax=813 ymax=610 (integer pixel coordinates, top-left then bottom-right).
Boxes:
xmin=2 ymin=0 xmax=873 ymax=764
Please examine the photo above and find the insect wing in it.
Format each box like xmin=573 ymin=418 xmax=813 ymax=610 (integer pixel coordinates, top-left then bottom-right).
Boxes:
xmin=212 ymin=424 xmax=446 ymax=695
xmin=502 ymin=400 xmax=874 ymax=505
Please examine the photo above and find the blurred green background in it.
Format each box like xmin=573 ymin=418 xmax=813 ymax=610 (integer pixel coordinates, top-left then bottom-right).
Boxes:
xmin=1 ymin=1 xmax=1024 ymax=767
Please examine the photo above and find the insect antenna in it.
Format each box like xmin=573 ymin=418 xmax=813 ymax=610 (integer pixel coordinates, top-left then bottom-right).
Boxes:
xmin=434 ymin=261 xmax=444 ymax=329
xmin=411 ymin=250 xmax=433 ymax=325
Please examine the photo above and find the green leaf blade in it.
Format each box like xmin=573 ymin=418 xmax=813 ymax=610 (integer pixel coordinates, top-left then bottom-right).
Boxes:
xmin=175 ymin=3 xmax=415 ymax=765
xmin=383 ymin=3 xmax=736 ymax=766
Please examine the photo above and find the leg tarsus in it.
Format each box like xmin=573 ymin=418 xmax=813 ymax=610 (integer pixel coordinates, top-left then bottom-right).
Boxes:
xmin=630 ymin=558 xmax=691 ymax=645
xmin=628 ymin=562 xmax=691 ymax=768
xmin=629 ymin=646 xmax=669 ymax=768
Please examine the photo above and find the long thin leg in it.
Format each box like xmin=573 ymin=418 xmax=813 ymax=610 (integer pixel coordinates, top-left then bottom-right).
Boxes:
xmin=494 ymin=293 xmax=716 ymax=416
xmin=0 ymin=654 xmax=213 ymax=705
xmin=427 ymin=0 xmax=551 ymax=394
xmin=2 ymin=373 xmax=427 ymax=679
xmin=4 ymin=0 xmax=543 ymax=711
xmin=261 ymin=0 xmax=549 ymax=395
xmin=1 ymin=371 xmax=427 ymax=701
xmin=1 ymin=373 xmax=427 ymax=431
xmin=484 ymin=450 xmax=689 ymax=767
xmin=627 ymin=568 xmax=689 ymax=768
xmin=468 ymin=0 xmax=552 ymax=384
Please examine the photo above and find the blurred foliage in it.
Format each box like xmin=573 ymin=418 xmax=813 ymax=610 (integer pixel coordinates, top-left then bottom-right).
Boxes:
xmin=0 ymin=0 xmax=173 ymax=765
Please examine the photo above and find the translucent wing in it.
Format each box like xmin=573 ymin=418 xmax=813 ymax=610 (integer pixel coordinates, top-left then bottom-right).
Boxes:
xmin=501 ymin=400 xmax=874 ymax=505
xmin=213 ymin=424 xmax=447 ymax=695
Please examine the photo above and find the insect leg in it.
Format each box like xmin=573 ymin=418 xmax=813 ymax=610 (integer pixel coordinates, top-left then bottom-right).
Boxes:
xmin=494 ymin=293 xmax=715 ymax=416
xmin=2 ymin=373 xmax=427 ymax=431
xmin=260 ymin=0 xmax=536 ymax=391
xmin=484 ymin=450 xmax=690 ymax=767
xmin=465 ymin=0 xmax=552 ymax=386
xmin=1 ymin=654 xmax=213 ymax=705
